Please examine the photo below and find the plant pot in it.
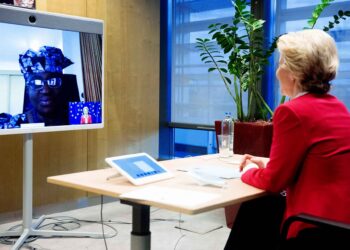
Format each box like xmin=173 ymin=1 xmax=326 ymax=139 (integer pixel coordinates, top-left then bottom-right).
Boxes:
xmin=233 ymin=121 xmax=273 ymax=157
xmin=214 ymin=120 xmax=273 ymax=228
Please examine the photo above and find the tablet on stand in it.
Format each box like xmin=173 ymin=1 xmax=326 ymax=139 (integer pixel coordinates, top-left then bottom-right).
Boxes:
xmin=105 ymin=153 xmax=174 ymax=185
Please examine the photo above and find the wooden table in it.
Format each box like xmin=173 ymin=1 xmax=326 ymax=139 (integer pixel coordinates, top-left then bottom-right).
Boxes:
xmin=48 ymin=154 xmax=266 ymax=250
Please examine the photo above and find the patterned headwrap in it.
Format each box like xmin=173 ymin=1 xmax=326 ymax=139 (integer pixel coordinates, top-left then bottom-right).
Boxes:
xmin=19 ymin=46 xmax=73 ymax=80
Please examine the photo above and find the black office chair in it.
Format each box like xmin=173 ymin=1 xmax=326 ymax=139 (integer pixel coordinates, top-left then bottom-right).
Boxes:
xmin=279 ymin=213 xmax=350 ymax=250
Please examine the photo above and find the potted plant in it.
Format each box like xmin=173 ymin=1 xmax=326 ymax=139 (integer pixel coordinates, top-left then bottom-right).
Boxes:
xmin=196 ymin=0 xmax=275 ymax=157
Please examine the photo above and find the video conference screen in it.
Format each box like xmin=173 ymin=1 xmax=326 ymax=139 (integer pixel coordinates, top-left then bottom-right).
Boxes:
xmin=0 ymin=7 xmax=103 ymax=135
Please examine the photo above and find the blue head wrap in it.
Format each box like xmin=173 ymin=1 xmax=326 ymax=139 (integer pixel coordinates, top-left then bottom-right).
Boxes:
xmin=19 ymin=46 xmax=73 ymax=80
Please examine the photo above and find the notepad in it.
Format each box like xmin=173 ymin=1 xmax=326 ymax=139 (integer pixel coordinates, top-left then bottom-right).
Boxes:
xmin=195 ymin=166 xmax=241 ymax=179
xmin=120 ymin=186 xmax=220 ymax=207
xmin=178 ymin=165 xmax=241 ymax=179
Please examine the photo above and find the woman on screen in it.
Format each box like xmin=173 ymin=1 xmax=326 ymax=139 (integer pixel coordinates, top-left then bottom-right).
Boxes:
xmin=19 ymin=46 xmax=74 ymax=126
xmin=80 ymin=106 xmax=92 ymax=124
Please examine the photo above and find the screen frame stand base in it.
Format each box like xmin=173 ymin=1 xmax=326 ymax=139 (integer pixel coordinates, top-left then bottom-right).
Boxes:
xmin=0 ymin=134 xmax=110 ymax=250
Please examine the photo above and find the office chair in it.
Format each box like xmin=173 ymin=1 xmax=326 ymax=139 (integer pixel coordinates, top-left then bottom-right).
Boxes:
xmin=279 ymin=213 xmax=350 ymax=250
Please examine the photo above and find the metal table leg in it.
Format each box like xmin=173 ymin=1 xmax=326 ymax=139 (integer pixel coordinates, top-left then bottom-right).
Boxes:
xmin=121 ymin=200 xmax=151 ymax=250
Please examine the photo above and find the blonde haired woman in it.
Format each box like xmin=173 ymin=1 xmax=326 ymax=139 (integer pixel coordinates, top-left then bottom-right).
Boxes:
xmin=225 ymin=29 xmax=350 ymax=249
xmin=80 ymin=106 xmax=92 ymax=124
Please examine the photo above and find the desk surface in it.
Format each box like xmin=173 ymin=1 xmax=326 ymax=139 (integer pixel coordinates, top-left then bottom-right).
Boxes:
xmin=47 ymin=154 xmax=266 ymax=215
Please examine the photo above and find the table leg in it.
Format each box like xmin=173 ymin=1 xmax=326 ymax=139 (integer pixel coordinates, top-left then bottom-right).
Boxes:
xmin=121 ymin=200 xmax=151 ymax=250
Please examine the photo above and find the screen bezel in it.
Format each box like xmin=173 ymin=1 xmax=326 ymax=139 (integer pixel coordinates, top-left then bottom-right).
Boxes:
xmin=0 ymin=4 xmax=104 ymax=135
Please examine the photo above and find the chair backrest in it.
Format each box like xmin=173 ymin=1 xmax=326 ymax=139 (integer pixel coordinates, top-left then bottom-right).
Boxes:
xmin=280 ymin=213 xmax=350 ymax=249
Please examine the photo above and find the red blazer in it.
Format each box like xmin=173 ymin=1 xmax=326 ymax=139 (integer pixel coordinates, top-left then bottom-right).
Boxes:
xmin=80 ymin=115 xmax=92 ymax=124
xmin=242 ymin=93 xmax=350 ymax=238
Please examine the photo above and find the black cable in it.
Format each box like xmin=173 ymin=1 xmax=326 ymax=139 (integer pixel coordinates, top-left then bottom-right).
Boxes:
xmin=151 ymin=207 xmax=161 ymax=214
xmin=0 ymin=224 xmax=38 ymax=245
xmin=151 ymin=218 xmax=185 ymax=223
xmin=101 ymin=195 xmax=108 ymax=250
xmin=46 ymin=215 xmax=131 ymax=225
xmin=0 ymin=235 xmax=37 ymax=246
xmin=0 ymin=206 xmax=184 ymax=248
xmin=174 ymin=213 xmax=186 ymax=250
xmin=0 ymin=215 xmax=119 ymax=247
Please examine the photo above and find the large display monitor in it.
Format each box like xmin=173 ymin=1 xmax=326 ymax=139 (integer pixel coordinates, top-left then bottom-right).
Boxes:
xmin=0 ymin=5 xmax=104 ymax=135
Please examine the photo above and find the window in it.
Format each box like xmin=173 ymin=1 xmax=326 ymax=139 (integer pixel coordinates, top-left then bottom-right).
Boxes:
xmin=274 ymin=0 xmax=350 ymax=109
xmin=159 ymin=0 xmax=240 ymax=159
xmin=173 ymin=128 xmax=216 ymax=157
xmin=171 ymin=0 xmax=237 ymax=126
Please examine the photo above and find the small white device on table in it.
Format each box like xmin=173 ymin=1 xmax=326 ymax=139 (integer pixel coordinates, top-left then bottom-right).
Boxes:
xmin=105 ymin=153 xmax=174 ymax=185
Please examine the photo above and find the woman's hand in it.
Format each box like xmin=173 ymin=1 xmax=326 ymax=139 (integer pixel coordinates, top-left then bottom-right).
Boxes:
xmin=239 ymin=154 xmax=266 ymax=174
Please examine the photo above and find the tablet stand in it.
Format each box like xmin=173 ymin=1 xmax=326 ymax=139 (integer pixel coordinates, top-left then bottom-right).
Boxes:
xmin=0 ymin=134 xmax=108 ymax=250
xmin=106 ymin=171 xmax=121 ymax=181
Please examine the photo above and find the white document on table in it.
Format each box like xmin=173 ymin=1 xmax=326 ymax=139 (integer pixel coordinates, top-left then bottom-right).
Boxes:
xmin=120 ymin=186 xmax=220 ymax=207
xmin=195 ymin=166 xmax=241 ymax=179
xmin=178 ymin=165 xmax=241 ymax=179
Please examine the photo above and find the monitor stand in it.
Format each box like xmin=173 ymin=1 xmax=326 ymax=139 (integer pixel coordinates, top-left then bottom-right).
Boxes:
xmin=0 ymin=133 xmax=109 ymax=250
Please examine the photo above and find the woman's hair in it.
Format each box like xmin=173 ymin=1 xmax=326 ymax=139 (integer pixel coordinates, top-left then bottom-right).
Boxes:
xmin=277 ymin=29 xmax=339 ymax=94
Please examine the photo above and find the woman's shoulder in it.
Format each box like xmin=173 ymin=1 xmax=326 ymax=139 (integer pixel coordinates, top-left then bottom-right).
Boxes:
xmin=282 ymin=93 xmax=340 ymax=107
xmin=276 ymin=93 xmax=349 ymax=118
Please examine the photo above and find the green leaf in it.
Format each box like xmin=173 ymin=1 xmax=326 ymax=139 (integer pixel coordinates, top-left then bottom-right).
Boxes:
xmin=253 ymin=19 xmax=265 ymax=27
xmin=208 ymin=23 xmax=220 ymax=29
xmin=212 ymin=32 xmax=221 ymax=39
xmin=225 ymin=77 xmax=232 ymax=84
xmin=223 ymin=46 xmax=232 ymax=54
xmin=208 ymin=68 xmax=216 ymax=72
xmin=307 ymin=19 xmax=314 ymax=26
xmin=238 ymin=44 xmax=249 ymax=50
